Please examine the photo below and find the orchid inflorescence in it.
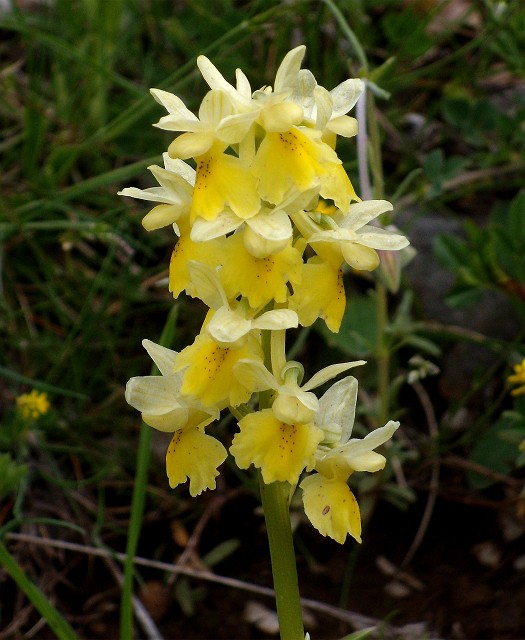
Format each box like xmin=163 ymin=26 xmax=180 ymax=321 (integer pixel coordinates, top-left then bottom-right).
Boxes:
xmin=121 ymin=46 xmax=408 ymax=544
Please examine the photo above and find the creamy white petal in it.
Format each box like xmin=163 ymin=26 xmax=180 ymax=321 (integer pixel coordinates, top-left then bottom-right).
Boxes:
xmin=148 ymin=165 xmax=193 ymax=200
xmin=235 ymin=68 xmax=252 ymax=98
xmin=197 ymin=55 xmax=238 ymax=97
xmin=216 ymin=111 xmax=257 ymax=143
xmin=330 ymin=78 xmax=364 ymax=116
xmin=251 ymin=309 xmax=298 ymax=331
xmin=290 ymin=69 xmax=317 ymax=114
xmin=207 ymin=307 xmax=252 ymax=345
xmin=191 ymin=211 xmax=242 ymax=241
xmin=339 ymin=200 xmax=393 ymax=230
xmin=327 ymin=115 xmax=358 ymax=138
xmin=356 ymin=227 xmax=410 ymax=250
xmin=233 ymin=359 xmax=276 ymax=392
xmin=150 ymin=88 xmax=198 ymax=121
xmin=315 ymin=376 xmax=358 ymax=444
xmin=142 ymin=339 xmax=179 ymax=376
xmin=118 ymin=186 xmax=174 ymax=204
xmin=245 ymin=209 xmax=292 ymax=241
xmin=125 ymin=375 xmax=182 ymax=414
xmin=154 ymin=116 xmax=205 ymax=132
xmin=274 ymin=45 xmax=306 ymax=92
xmin=198 ymin=89 xmax=235 ymax=124
xmin=329 ymin=421 xmax=400 ymax=464
xmin=313 ymin=85 xmax=333 ymax=130
xmin=302 ymin=361 xmax=365 ymax=392
xmin=162 ymin=154 xmax=196 ymax=184
xmin=186 ymin=262 xmax=226 ymax=310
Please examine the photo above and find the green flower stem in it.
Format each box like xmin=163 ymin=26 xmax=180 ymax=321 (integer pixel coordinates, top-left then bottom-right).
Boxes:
xmin=259 ymin=477 xmax=305 ymax=640
xmin=366 ymin=85 xmax=391 ymax=426
xmin=376 ymin=281 xmax=390 ymax=425
xmin=260 ymin=328 xmax=304 ymax=639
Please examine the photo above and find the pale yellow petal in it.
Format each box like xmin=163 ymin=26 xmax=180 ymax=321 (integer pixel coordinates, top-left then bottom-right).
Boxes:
xmin=289 ymin=258 xmax=345 ymax=332
xmin=259 ymin=103 xmax=303 ymax=133
xmin=301 ymin=474 xmax=361 ymax=543
xmin=166 ymin=428 xmax=227 ymax=496
xmin=168 ymin=131 xmax=214 ymax=160
xmin=341 ymin=242 xmax=380 ymax=271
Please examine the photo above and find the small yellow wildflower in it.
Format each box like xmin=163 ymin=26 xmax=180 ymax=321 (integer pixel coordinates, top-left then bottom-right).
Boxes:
xmin=16 ymin=390 xmax=50 ymax=420
xmin=508 ymin=359 xmax=525 ymax=396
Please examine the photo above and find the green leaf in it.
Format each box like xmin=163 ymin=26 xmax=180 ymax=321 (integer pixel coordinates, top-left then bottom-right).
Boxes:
xmin=382 ymin=10 xmax=432 ymax=58
xmin=432 ymin=234 xmax=469 ymax=270
xmin=445 ymin=285 xmax=484 ymax=308
xmin=0 ymin=455 xmax=28 ymax=501
xmin=401 ymin=334 xmax=442 ymax=357
xmin=468 ymin=417 xmax=523 ymax=489
xmin=202 ymin=538 xmax=241 ymax=568
xmin=338 ymin=630 xmax=375 ymax=640
xmin=508 ymin=190 xmax=525 ymax=243
xmin=318 ymin=293 xmax=378 ymax=357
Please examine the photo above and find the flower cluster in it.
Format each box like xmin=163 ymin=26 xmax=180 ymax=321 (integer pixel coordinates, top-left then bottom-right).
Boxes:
xmin=508 ymin=358 xmax=525 ymax=396
xmin=16 ymin=390 xmax=50 ymax=420
xmin=121 ymin=46 xmax=408 ymax=544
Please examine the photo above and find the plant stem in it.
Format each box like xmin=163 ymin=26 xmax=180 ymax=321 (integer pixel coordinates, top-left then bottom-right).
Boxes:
xmin=259 ymin=477 xmax=305 ymax=640
xmin=376 ymin=281 xmax=390 ymax=424
xmin=259 ymin=328 xmax=304 ymax=639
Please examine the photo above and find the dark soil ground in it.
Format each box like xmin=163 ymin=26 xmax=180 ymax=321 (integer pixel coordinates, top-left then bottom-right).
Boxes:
xmin=5 ymin=481 xmax=524 ymax=640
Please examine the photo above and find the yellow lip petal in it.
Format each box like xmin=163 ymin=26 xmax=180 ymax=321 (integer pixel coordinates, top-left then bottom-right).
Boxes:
xmin=301 ymin=474 xmax=361 ymax=544
xmin=230 ymin=409 xmax=323 ymax=485
xmin=166 ymin=427 xmax=227 ymax=496
xmin=191 ymin=149 xmax=260 ymax=222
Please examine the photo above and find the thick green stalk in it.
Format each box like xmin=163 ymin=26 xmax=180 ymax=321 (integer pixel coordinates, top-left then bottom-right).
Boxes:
xmin=259 ymin=329 xmax=304 ymax=640
xmin=259 ymin=477 xmax=305 ymax=640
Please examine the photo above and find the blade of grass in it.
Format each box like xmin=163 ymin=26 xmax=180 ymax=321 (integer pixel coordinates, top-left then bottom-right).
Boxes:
xmin=0 ymin=14 xmax=144 ymax=97
xmin=120 ymin=303 xmax=179 ymax=639
xmin=81 ymin=1 xmax=309 ymax=147
xmin=0 ymin=540 xmax=78 ymax=640
xmin=11 ymin=156 xmax=160 ymax=217
xmin=0 ymin=366 xmax=88 ymax=400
